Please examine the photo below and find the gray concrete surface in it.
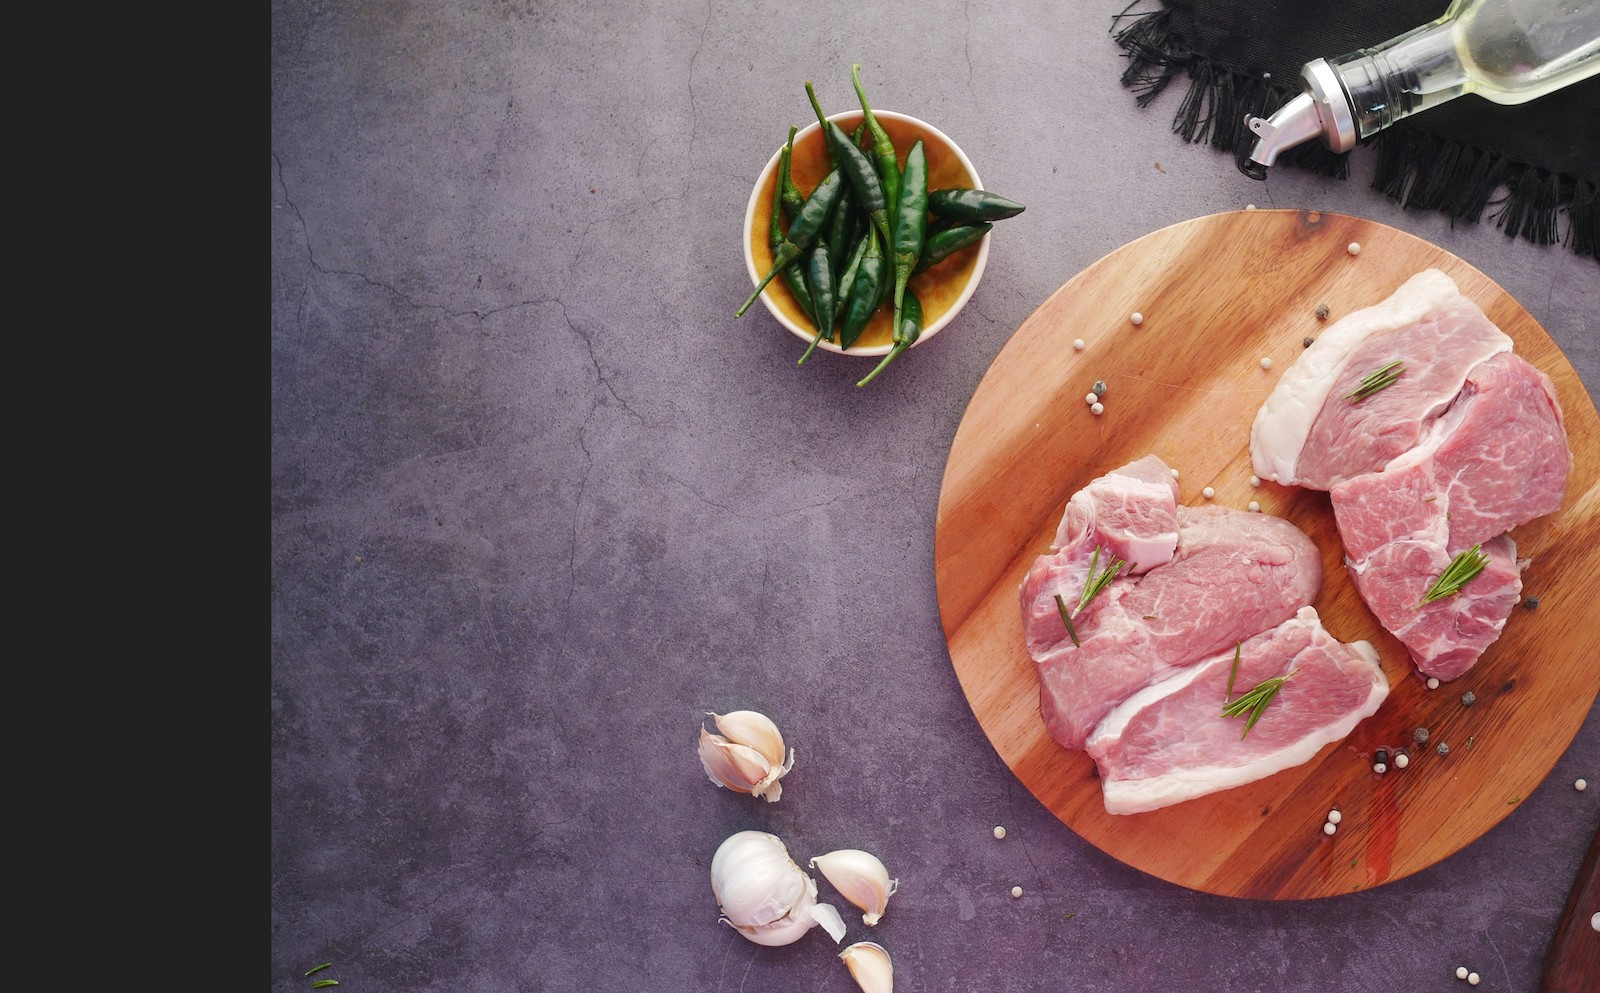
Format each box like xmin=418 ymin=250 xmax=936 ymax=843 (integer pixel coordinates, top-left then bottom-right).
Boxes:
xmin=270 ymin=2 xmax=1598 ymax=990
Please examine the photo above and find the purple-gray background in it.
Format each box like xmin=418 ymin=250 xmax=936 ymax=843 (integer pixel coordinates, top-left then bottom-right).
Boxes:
xmin=270 ymin=2 xmax=1598 ymax=989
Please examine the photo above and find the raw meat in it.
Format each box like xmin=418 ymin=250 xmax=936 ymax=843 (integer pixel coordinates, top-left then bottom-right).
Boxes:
xmin=1021 ymin=482 xmax=1321 ymax=749
xmin=1250 ymin=268 xmax=1512 ymax=489
xmin=1086 ymin=607 xmax=1388 ymax=815
xmin=1252 ymin=269 xmax=1570 ymax=683
xmin=1326 ymin=352 xmax=1567 ymax=679
xmin=1331 ymin=352 xmax=1570 ymax=563
xmin=1049 ymin=453 xmax=1180 ymax=574
xmin=1343 ymin=533 xmax=1523 ymax=681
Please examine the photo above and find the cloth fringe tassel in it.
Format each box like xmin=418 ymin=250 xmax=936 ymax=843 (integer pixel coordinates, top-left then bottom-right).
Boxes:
xmin=1110 ymin=4 xmax=1595 ymax=259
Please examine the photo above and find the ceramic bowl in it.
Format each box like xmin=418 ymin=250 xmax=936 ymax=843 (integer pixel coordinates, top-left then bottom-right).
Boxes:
xmin=741 ymin=110 xmax=990 ymax=357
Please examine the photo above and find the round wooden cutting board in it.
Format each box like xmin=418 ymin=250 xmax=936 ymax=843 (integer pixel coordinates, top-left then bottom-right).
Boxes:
xmin=934 ymin=209 xmax=1600 ymax=900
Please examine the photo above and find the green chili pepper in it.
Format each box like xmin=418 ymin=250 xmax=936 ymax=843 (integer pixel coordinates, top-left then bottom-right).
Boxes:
xmin=804 ymin=82 xmax=834 ymax=171
xmin=845 ymin=122 xmax=868 ymax=251
xmin=800 ymin=233 xmax=870 ymax=366
xmin=888 ymin=139 xmax=927 ymax=340
xmin=833 ymin=231 xmax=869 ymax=325
xmin=736 ymin=167 xmax=844 ymax=317
xmin=826 ymin=121 xmax=892 ymax=254
xmin=851 ymin=64 xmax=901 ymax=219
xmin=826 ymin=183 xmax=855 ymax=282
xmin=912 ymin=222 xmax=991 ymax=274
xmin=780 ymin=170 xmax=805 ymax=226
xmin=838 ymin=228 xmax=888 ymax=350
xmin=856 ymin=287 xmax=921 ymax=387
xmin=774 ymin=129 xmax=815 ymax=319
xmin=928 ymin=187 xmax=1026 ymax=222
xmin=804 ymin=241 xmax=836 ymax=345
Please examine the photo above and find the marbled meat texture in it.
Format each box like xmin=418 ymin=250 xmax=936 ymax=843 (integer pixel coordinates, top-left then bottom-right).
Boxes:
xmin=1332 ymin=352 xmax=1570 ymax=563
xmin=1086 ymin=607 xmax=1387 ymax=815
xmin=1252 ymin=268 xmax=1571 ymax=683
xmin=1049 ymin=453 xmax=1180 ymax=574
xmin=1344 ymin=533 xmax=1523 ymax=682
xmin=1330 ymin=351 xmax=1566 ymax=679
xmin=1250 ymin=268 xmax=1511 ymax=490
xmin=1020 ymin=457 xmax=1322 ymax=750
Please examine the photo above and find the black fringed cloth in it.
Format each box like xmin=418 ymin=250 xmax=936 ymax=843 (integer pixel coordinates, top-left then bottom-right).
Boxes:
xmin=1111 ymin=0 xmax=1599 ymax=259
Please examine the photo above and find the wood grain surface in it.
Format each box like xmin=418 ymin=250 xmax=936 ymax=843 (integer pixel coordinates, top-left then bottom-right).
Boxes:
xmin=1540 ymin=822 xmax=1600 ymax=992
xmin=934 ymin=209 xmax=1600 ymax=900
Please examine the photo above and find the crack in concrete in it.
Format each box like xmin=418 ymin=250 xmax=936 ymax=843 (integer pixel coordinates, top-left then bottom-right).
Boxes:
xmin=964 ymin=0 xmax=976 ymax=89
xmin=553 ymin=297 xmax=645 ymax=427
xmin=558 ymin=407 xmax=597 ymax=670
xmin=661 ymin=472 xmax=744 ymax=516
xmin=273 ymin=151 xmax=560 ymax=325
xmin=687 ymin=1 xmax=713 ymax=163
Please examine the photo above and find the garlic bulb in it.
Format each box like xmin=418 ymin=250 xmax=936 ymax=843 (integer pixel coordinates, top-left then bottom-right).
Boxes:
xmin=711 ymin=830 xmax=845 ymax=946
xmin=810 ymin=849 xmax=898 ymax=925
xmin=697 ymin=710 xmax=795 ymax=802
xmin=840 ymin=941 xmax=893 ymax=993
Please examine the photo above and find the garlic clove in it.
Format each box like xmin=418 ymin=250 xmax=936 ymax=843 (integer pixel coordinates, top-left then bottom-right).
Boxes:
xmin=840 ymin=941 xmax=893 ymax=993
xmin=698 ymin=729 xmax=758 ymax=794
xmin=810 ymin=849 xmax=898 ymax=926
xmin=710 ymin=710 xmax=787 ymax=768
xmin=697 ymin=713 xmax=794 ymax=802
xmin=713 ymin=735 xmax=776 ymax=788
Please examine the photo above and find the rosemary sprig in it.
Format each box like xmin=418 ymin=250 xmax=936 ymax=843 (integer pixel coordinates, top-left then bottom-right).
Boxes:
xmin=1051 ymin=547 xmax=1127 ymax=648
xmin=1417 ymin=544 xmax=1489 ymax=607
xmin=1076 ymin=546 xmax=1126 ymax=614
xmin=1223 ymin=643 xmax=1241 ymax=702
xmin=305 ymin=965 xmax=333 ymax=977
xmin=1054 ymin=594 xmax=1079 ymax=648
xmin=1220 ymin=669 xmax=1297 ymax=738
xmin=1345 ymin=359 xmax=1405 ymax=402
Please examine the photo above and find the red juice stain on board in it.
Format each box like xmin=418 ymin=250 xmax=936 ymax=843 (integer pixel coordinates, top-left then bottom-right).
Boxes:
xmin=1366 ymin=770 xmax=1401 ymax=886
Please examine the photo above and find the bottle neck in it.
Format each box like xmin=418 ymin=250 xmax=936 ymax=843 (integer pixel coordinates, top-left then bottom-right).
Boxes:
xmin=1331 ymin=19 xmax=1470 ymax=139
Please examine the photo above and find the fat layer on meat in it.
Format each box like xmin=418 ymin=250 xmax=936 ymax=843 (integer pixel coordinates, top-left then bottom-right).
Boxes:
xmin=1086 ymin=607 xmax=1388 ymax=815
xmin=1330 ymin=352 xmax=1567 ymax=679
xmin=1250 ymin=268 xmax=1511 ymax=489
xmin=1049 ymin=453 xmax=1180 ymax=572
xmin=1023 ymin=497 xmax=1321 ymax=750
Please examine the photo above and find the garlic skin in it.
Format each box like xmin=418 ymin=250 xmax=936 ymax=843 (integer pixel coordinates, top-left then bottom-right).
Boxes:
xmin=810 ymin=849 xmax=898 ymax=926
xmin=697 ymin=711 xmax=795 ymax=802
xmin=711 ymin=831 xmax=844 ymax=946
xmin=840 ymin=941 xmax=893 ymax=993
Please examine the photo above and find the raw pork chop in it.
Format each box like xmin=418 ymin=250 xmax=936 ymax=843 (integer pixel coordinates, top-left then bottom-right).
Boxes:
xmin=1343 ymin=533 xmax=1523 ymax=682
xmin=1332 ymin=352 xmax=1570 ymax=563
xmin=1327 ymin=352 xmax=1567 ymax=680
xmin=1050 ymin=453 xmax=1180 ymax=574
xmin=1250 ymin=268 xmax=1512 ymax=489
xmin=1086 ymin=607 xmax=1387 ymax=815
xmin=1022 ymin=489 xmax=1321 ymax=749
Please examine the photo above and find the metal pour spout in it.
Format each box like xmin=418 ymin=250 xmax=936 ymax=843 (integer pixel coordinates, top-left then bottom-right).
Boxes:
xmin=1240 ymin=59 xmax=1358 ymax=180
